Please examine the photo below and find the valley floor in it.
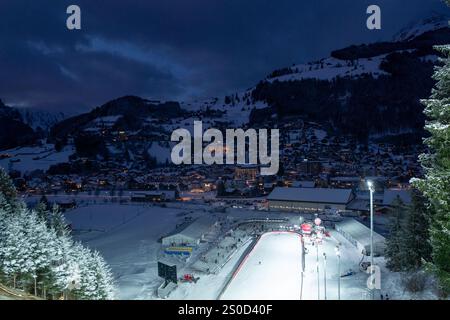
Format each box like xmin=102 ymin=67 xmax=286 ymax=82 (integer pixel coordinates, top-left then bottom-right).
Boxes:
xmin=66 ymin=203 xmax=439 ymax=300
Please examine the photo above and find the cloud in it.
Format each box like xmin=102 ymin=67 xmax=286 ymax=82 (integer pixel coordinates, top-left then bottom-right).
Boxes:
xmin=0 ymin=0 xmax=448 ymax=114
xmin=75 ymin=36 xmax=190 ymax=81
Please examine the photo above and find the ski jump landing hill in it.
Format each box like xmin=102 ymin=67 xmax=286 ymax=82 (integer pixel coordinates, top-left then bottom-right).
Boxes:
xmin=220 ymin=231 xmax=303 ymax=300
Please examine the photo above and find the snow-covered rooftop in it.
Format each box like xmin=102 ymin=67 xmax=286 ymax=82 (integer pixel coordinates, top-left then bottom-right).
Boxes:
xmin=335 ymin=218 xmax=385 ymax=248
xmin=176 ymin=216 xmax=217 ymax=241
xmin=291 ymin=180 xmax=315 ymax=188
xmin=267 ymin=187 xmax=353 ymax=204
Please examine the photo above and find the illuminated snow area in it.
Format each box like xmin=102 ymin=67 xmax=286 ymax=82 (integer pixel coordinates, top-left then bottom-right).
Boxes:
xmin=221 ymin=232 xmax=303 ymax=300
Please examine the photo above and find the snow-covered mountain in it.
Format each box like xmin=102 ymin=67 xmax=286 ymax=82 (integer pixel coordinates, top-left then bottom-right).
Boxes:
xmin=17 ymin=108 xmax=66 ymax=132
xmin=245 ymin=15 xmax=450 ymax=138
xmin=0 ymin=100 xmax=38 ymax=150
xmin=266 ymin=55 xmax=388 ymax=83
xmin=393 ymin=14 xmax=449 ymax=42
xmin=50 ymin=15 xmax=450 ymax=142
xmin=266 ymin=16 xmax=449 ymax=85
xmin=2 ymin=15 xmax=439 ymax=157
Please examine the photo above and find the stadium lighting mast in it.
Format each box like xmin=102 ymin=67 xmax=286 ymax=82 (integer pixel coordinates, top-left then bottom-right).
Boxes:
xmin=323 ymin=252 xmax=327 ymax=300
xmin=335 ymin=245 xmax=341 ymax=300
xmin=316 ymin=240 xmax=320 ymax=300
xmin=367 ymin=180 xmax=375 ymax=300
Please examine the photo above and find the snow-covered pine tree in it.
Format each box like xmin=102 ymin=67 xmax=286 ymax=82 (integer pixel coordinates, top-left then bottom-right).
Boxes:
xmin=0 ymin=167 xmax=116 ymax=299
xmin=50 ymin=234 xmax=81 ymax=299
xmin=401 ymin=189 xmax=432 ymax=271
xmin=0 ymin=207 xmax=33 ymax=288
xmin=413 ymin=12 xmax=450 ymax=294
xmin=35 ymin=199 xmax=49 ymax=219
xmin=25 ymin=210 xmax=60 ymax=294
xmin=48 ymin=204 xmax=69 ymax=236
xmin=0 ymin=167 xmax=18 ymax=208
xmin=385 ymin=196 xmax=407 ymax=272
xmin=66 ymin=244 xmax=115 ymax=300
xmin=90 ymin=250 xmax=115 ymax=300
xmin=35 ymin=201 xmax=69 ymax=236
xmin=0 ymin=193 xmax=14 ymax=215
xmin=70 ymin=243 xmax=98 ymax=300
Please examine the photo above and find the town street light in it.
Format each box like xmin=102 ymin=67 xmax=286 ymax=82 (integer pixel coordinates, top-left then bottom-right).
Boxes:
xmin=335 ymin=245 xmax=341 ymax=300
xmin=323 ymin=252 xmax=327 ymax=300
xmin=367 ymin=180 xmax=375 ymax=300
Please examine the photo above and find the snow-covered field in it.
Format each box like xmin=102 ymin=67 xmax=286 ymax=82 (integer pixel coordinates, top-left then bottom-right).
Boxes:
xmin=0 ymin=144 xmax=74 ymax=173
xmin=66 ymin=204 xmax=198 ymax=299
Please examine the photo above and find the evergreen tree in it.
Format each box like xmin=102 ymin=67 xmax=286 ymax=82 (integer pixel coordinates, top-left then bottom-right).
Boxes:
xmin=401 ymin=190 xmax=432 ymax=270
xmin=385 ymin=197 xmax=407 ymax=272
xmin=0 ymin=167 xmax=18 ymax=207
xmin=0 ymin=170 xmax=115 ymax=299
xmin=0 ymin=208 xmax=33 ymax=288
xmin=35 ymin=200 xmax=50 ymax=222
xmin=0 ymin=193 xmax=14 ymax=215
xmin=70 ymin=244 xmax=99 ymax=300
xmin=90 ymin=251 xmax=115 ymax=300
xmin=413 ymin=19 xmax=450 ymax=294
xmin=24 ymin=211 xmax=58 ymax=277
xmin=48 ymin=204 xmax=69 ymax=236
xmin=51 ymin=235 xmax=81 ymax=298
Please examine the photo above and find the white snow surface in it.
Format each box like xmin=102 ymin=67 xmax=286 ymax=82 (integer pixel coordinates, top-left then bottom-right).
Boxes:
xmin=268 ymin=56 xmax=388 ymax=83
xmin=393 ymin=15 xmax=449 ymax=42
xmin=64 ymin=205 xmax=441 ymax=300
xmin=66 ymin=204 xmax=198 ymax=299
xmin=221 ymin=232 xmax=302 ymax=300
xmin=0 ymin=144 xmax=74 ymax=173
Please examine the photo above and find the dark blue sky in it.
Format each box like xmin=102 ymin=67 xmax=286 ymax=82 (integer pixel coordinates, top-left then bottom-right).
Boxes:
xmin=0 ymin=0 xmax=448 ymax=114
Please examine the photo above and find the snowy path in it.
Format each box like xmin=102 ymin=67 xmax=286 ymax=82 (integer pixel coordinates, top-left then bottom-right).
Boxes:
xmin=221 ymin=232 xmax=303 ymax=300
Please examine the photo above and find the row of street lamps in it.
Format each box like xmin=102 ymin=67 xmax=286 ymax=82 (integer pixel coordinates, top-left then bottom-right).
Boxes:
xmin=313 ymin=242 xmax=340 ymax=300
xmin=311 ymin=180 xmax=375 ymax=300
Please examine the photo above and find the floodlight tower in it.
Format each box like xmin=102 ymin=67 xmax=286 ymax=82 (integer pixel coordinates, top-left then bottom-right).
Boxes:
xmin=367 ymin=180 xmax=375 ymax=300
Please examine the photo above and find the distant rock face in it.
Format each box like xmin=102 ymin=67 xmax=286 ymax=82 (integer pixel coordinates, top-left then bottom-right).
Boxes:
xmin=0 ymin=100 xmax=38 ymax=151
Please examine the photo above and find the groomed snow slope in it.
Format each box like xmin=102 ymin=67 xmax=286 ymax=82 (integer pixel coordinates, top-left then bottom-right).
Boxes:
xmin=221 ymin=232 xmax=302 ymax=300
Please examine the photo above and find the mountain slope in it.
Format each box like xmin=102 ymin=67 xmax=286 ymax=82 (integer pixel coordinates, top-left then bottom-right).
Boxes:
xmin=18 ymin=108 xmax=65 ymax=132
xmin=248 ymin=17 xmax=450 ymax=139
xmin=42 ymin=16 xmax=450 ymax=172
xmin=0 ymin=100 xmax=38 ymax=150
